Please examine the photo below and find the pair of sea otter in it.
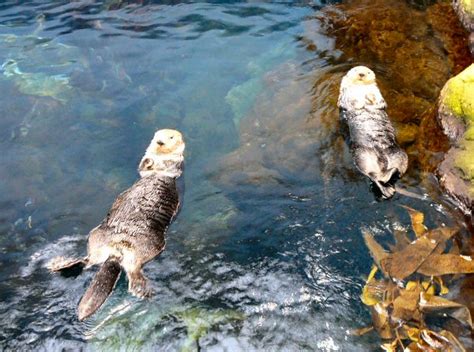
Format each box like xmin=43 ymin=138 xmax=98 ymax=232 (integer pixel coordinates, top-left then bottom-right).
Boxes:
xmin=49 ymin=66 xmax=407 ymax=320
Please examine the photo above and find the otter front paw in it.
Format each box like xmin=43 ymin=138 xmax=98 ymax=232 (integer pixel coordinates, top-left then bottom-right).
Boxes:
xmin=128 ymin=275 xmax=153 ymax=298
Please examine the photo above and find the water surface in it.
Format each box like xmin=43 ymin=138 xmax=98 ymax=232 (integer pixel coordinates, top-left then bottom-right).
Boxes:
xmin=0 ymin=0 xmax=471 ymax=350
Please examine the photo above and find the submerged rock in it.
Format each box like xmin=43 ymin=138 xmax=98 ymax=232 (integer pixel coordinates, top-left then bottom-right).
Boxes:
xmin=225 ymin=42 xmax=296 ymax=128
xmin=437 ymin=64 xmax=474 ymax=215
xmin=88 ymin=303 xmax=244 ymax=351
xmin=173 ymin=307 xmax=245 ymax=352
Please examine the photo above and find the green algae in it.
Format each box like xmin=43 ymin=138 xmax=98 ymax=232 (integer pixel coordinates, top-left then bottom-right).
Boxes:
xmin=440 ymin=64 xmax=474 ymax=140
xmin=461 ymin=0 xmax=474 ymax=13
xmin=439 ymin=64 xmax=474 ymax=191
xmin=88 ymin=304 xmax=244 ymax=352
xmin=173 ymin=307 xmax=245 ymax=352
xmin=454 ymin=142 xmax=474 ymax=184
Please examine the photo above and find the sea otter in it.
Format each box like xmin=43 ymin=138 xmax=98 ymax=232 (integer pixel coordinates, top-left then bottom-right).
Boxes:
xmin=48 ymin=129 xmax=185 ymax=320
xmin=337 ymin=66 xmax=408 ymax=199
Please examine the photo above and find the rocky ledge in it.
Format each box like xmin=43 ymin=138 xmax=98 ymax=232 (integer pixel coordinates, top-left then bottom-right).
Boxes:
xmin=437 ymin=64 xmax=474 ymax=216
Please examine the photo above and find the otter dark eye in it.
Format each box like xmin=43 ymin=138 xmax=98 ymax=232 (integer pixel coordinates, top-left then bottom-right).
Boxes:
xmin=170 ymin=136 xmax=174 ymax=140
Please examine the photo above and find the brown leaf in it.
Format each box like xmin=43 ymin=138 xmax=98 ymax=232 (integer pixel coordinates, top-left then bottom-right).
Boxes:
xmin=403 ymin=325 xmax=421 ymax=342
xmin=381 ymin=237 xmax=437 ymax=281
xmin=438 ymin=330 xmax=466 ymax=352
xmin=391 ymin=284 xmax=422 ymax=323
xmin=393 ymin=229 xmax=412 ymax=251
xmin=381 ymin=228 xmax=457 ymax=280
xmin=401 ymin=205 xmax=427 ymax=237
xmin=419 ymin=293 xmax=473 ymax=328
xmin=371 ymin=303 xmax=393 ymax=339
xmin=417 ymin=254 xmax=474 ymax=276
xmin=362 ymin=229 xmax=389 ymax=270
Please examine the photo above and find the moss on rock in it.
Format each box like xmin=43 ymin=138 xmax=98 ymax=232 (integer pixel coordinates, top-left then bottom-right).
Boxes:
xmin=439 ymin=64 xmax=474 ymax=139
xmin=437 ymin=64 xmax=474 ymax=212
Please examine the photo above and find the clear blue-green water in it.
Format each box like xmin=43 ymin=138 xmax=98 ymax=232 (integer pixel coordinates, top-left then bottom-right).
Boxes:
xmin=0 ymin=1 xmax=471 ymax=351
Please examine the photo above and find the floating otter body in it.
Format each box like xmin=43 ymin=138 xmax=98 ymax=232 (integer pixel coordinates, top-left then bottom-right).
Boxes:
xmin=338 ymin=66 xmax=408 ymax=199
xmin=48 ymin=129 xmax=185 ymax=320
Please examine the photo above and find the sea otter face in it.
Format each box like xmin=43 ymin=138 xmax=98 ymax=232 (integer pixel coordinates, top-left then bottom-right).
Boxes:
xmin=344 ymin=66 xmax=376 ymax=86
xmin=139 ymin=129 xmax=185 ymax=177
xmin=150 ymin=129 xmax=185 ymax=155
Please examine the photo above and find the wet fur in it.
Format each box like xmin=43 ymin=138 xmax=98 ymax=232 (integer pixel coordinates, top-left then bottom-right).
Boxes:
xmin=50 ymin=174 xmax=180 ymax=320
xmin=338 ymin=67 xmax=408 ymax=199
xmin=49 ymin=129 xmax=184 ymax=320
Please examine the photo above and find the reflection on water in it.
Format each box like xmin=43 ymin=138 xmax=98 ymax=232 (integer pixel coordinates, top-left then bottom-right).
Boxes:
xmin=0 ymin=0 xmax=471 ymax=350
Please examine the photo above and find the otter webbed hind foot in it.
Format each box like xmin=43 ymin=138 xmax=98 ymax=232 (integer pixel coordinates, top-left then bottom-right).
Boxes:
xmin=128 ymin=271 xmax=153 ymax=298
xmin=372 ymin=180 xmax=396 ymax=200
xmin=47 ymin=256 xmax=88 ymax=277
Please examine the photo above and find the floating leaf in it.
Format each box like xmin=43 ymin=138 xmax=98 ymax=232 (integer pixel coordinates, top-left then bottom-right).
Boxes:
xmin=359 ymin=209 xmax=467 ymax=351
xmin=381 ymin=228 xmax=456 ymax=280
xmin=371 ymin=303 xmax=393 ymax=339
xmin=417 ymin=254 xmax=474 ymax=276
xmin=391 ymin=284 xmax=422 ymax=323
xmin=419 ymin=293 xmax=473 ymax=328
xmin=392 ymin=229 xmax=411 ymax=251
xmin=401 ymin=205 xmax=427 ymax=237
xmin=438 ymin=330 xmax=467 ymax=352
xmin=362 ymin=230 xmax=389 ymax=270
xmin=381 ymin=237 xmax=438 ymax=281
xmin=361 ymin=265 xmax=382 ymax=306
xmin=403 ymin=325 xmax=420 ymax=343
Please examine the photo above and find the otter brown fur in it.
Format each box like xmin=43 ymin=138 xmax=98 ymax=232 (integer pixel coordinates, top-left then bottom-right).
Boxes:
xmin=338 ymin=66 xmax=408 ymax=199
xmin=48 ymin=129 xmax=185 ymax=320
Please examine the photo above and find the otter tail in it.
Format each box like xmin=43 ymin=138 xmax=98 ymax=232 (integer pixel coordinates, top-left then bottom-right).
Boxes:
xmin=78 ymin=258 xmax=121 ymax=321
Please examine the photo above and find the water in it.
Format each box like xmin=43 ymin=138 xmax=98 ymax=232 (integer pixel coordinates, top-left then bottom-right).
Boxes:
xmin=0 ymin=1 xmax=471 ymax=350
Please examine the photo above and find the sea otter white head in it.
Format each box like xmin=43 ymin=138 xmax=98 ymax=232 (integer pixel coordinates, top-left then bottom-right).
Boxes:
xmin=337 ymin=66 xmax=386 ymax=111
xmin=138 ymin=129 xmax=185 ymax=178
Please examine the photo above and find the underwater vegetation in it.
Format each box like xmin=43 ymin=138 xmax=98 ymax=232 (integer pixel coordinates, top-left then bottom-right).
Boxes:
xmin=359 ymin=206 xmax=473 ymax=351
xmin=87 ymin=304 xmax=244 ymax=351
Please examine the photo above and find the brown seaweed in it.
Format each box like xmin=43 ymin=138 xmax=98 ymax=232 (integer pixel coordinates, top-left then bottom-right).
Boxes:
xmin=358 ymin=207 xmax=472 ymax=351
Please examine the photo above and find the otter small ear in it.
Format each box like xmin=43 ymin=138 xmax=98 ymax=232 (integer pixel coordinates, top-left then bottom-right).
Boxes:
xmin=139 ymin=157 xmax=154 ymax=171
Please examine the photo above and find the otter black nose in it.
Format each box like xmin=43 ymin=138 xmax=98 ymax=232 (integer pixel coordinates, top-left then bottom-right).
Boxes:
xmin=359 ymin=72 xmax=365 ymax=78
xmin=157 ymin=140 xmax=165 ymax=146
